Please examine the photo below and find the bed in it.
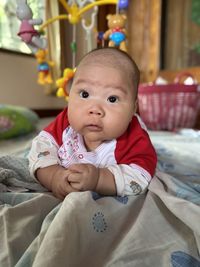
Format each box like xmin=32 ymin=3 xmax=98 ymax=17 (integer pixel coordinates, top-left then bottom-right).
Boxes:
xmin=0 ymin=115 xmax=200 ymax=267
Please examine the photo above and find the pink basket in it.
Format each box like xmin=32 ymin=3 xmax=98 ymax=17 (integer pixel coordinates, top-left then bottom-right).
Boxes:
xmin=138 ymin=73 xmax=200 ymax=131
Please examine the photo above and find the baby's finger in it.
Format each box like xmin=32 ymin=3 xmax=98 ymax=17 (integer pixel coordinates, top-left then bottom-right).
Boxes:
xmin=64 ymin=179 xmax=79 ymax=193
xmin=67 ymin=172 xmax=82 ymax=183
xmin=68 ymin=163 xmax=87 ymax=173
xmin=70 ymin=182 xmax=83 ymax=191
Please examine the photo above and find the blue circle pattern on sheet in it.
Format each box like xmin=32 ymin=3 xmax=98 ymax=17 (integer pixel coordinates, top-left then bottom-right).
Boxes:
xmin=171 ymin=251 xmax=200 ymax=267
xmin=92 ymin=212 xmax=108 ymax=233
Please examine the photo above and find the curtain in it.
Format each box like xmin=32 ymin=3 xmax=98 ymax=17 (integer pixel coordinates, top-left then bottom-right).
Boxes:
xmin=44 ymin=0 xmax=61 ymax=94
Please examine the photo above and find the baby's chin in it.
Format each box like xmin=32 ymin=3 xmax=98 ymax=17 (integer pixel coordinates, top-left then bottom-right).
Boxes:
xmin=83 ymin=134 xmax=117 ymax=144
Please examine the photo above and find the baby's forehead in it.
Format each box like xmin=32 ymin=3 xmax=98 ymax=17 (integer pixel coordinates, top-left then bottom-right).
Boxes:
xmin=78 ymin=56 xmax=134 ymax=81
xmin=79 ymin=52 xmax=131 ymax=68
xmin=74 ymin=62 xmax=136 ymax=97
xmin=75 ymin=62 xmax=131 ymax=89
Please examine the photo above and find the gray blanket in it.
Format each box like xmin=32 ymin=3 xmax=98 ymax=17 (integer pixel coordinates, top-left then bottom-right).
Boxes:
xmin=0 ymin=156 xmax=47 ymax=193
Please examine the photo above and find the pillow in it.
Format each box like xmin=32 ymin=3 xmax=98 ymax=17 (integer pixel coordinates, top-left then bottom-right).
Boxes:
xmin=0 ymin=105 xmax=39 ymax=139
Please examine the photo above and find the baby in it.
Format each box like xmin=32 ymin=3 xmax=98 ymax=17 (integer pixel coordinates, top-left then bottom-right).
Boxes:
xmin=28 ymin=47 xmax=157 ymax=200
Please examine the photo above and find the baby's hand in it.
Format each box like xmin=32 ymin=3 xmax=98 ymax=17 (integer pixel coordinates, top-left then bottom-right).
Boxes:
xmin=51 ymin=167 xmax=78 ymax=200
xmin=67 ymin=164 xmax=99 ymax=192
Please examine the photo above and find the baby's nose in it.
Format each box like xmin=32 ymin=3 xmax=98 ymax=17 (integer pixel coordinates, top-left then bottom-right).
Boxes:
xmin=88 ymin=106 xmax=104 ymax=117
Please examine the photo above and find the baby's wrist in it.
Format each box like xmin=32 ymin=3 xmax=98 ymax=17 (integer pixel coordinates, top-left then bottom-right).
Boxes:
xmin=94 ymin=167 xmax=100 ymax=191
xmin=50 ymin=165 xmax=65 ymax=187
xmin=95 ymin=167 xmax=104 ymax=193
xmin=95 ymin=168 xmax=116 ymax=195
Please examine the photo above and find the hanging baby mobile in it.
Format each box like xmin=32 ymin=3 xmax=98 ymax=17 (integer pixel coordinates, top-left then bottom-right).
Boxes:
xmin=16 ymin=0 xmax=52 ymax=86
xmin=16 ymin=0 xmax=129 ymax=99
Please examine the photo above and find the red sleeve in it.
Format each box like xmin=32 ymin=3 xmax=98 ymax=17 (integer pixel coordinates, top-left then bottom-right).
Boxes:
xmin=115 ymin=116 xmax=157 ymax=177
xmin=43 ymin=107 xmax=69 ymax=147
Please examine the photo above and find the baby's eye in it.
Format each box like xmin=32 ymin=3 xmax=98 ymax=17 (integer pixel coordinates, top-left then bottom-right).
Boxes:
xmin=80 ymin=90 xmax=89 ymax=98
xmin=107 ymin=96 xmax=119 ymax=103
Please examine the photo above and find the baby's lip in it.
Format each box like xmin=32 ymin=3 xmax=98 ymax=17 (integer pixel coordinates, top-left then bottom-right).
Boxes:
xmin=85 ymin=124 xmax=102 ymax=131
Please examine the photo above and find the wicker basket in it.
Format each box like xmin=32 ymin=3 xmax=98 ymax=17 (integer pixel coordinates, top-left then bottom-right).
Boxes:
xmin=138 ymin=73 xmax=200 ymax=131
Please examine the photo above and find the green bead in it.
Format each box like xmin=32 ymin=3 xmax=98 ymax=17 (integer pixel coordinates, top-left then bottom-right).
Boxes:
xmin=70 ymin=42 xmax=77 ymax=53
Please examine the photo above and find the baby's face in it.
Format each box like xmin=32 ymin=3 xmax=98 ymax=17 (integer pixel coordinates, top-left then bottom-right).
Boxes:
xmin=68 ymin=64 xmax=137 ymax=151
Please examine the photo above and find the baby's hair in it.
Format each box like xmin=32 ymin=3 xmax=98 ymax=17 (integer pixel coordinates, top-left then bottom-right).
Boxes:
xmin=77 ymin=47 xmax=140 ymax=96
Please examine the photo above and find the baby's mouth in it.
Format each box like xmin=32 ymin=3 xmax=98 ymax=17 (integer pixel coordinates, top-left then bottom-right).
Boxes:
xmin=85 ymin=124 xmax=102 ymax=131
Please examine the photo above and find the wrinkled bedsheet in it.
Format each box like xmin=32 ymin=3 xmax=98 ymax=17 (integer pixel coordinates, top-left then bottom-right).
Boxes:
xmin=0 ymin=170 xmax=199 ymax=267
xmin=0 ymin=128 xmax=200 ymax=267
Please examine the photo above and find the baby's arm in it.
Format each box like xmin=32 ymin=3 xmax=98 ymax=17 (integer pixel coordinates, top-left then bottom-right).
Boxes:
xmin=28 ymin=133 xmax=77 ymax=200
xmin=107 ymin=164 xmax=151 ymax=196
xmin=67 ymin=163 xmax=149 ymax=197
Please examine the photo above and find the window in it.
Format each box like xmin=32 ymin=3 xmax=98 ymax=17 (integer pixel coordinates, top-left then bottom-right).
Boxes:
xmin=0 ymin=0 xmax=45 ymax=54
